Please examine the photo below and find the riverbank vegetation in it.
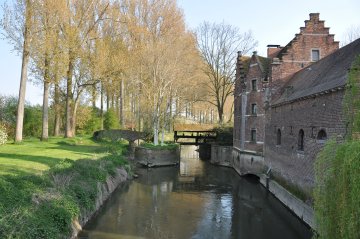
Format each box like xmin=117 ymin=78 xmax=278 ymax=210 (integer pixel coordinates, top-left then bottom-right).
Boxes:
xmin=314 ymin=56 xmax=360 ymax=239
xmin=0 ymin=136 xmax=129 ymax=238
xmin=140 ymin=142 xmax=178 ymax=150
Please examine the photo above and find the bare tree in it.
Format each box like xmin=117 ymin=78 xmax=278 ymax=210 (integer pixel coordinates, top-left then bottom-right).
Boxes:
xmin=196 ymin=21 xmax=257 ymax=124
xmin=342 ymin=25 xmax=360 ymax=46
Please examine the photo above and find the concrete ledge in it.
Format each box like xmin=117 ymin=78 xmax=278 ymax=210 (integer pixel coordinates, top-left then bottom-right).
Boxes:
xmin=135 ymin=146 xmax=180 ymax=167
xmin=259 ymin=174 xmax=315 ymax=229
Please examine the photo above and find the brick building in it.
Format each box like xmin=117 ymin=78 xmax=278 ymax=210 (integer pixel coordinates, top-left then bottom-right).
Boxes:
xmin=233 ymin=13 xmax=360 ymax=201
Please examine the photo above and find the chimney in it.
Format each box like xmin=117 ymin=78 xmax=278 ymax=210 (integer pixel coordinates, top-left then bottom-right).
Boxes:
xmin=267 ymin=44 xmax=282 ymax=58
xmin=309 ymin=13 xmax=320 ymax=22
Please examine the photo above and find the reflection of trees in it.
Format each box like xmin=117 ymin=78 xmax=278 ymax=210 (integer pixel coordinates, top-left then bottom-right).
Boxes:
xmin=83 ymin=156 xmax=312 ymax=239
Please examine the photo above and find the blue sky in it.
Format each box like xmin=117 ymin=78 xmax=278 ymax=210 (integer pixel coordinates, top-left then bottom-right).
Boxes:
xmin=1 ymin=0 xmax=360 ymax=105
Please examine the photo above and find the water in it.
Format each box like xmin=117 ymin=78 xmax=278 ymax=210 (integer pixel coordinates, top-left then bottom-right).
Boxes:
xmin=78 ymin=146 xmax=312 ymax=239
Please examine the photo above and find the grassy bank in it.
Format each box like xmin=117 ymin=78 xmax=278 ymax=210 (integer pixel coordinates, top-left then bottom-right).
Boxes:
xmin=140 ymin=142 xmax=178 ymax=150
xmin=0 ymin=136 xmax=130 ymax=238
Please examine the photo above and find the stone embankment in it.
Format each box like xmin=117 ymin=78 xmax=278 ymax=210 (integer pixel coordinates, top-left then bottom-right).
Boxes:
xmin=70 ymin=167 xmax=128 ymax=238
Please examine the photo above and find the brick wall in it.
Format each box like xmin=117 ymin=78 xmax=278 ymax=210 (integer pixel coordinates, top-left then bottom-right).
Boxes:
xmin=270 ymin=13 xmax=339 ymax=86
xmin=264 ymin=90 xmax=347 ymax=197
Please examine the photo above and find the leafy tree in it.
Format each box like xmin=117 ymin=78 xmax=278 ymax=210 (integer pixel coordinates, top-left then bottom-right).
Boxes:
xmin=1 ymin=0 xmax=34 ymax=142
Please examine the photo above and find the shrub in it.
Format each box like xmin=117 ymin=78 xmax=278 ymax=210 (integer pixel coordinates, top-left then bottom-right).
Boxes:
xmin=314 ymin=140 xmax=360 ymax=239
xmin=140 ymin=142 xmax=178 ymax=150
xmin=76 ymin=107 xmax=102 ymax=135
xmin=0 ymin=123 xmax=8 ymax=145
xmin=214 ymin=126 xmax=233 ymax=145
xmin=314 ymin=52 xmax=360 ymax=239
xmin=104 ymin=109 xmax=119 ymax=130
xmin=23 ymin=105 xmax=42 ymax=137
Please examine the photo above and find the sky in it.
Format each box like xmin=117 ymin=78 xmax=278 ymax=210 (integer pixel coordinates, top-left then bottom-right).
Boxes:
xmin=0 ymin=0 xmax=359 ymax=105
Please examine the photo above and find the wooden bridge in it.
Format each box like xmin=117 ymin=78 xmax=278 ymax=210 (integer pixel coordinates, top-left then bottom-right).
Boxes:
xmin=173 ymin=124 xmax=217 ymax=145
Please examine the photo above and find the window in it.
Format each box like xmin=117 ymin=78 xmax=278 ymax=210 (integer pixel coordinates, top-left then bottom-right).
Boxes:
xmin=251 ymin=79 xmax=257 ymax=91
xmin=276 ymin=129 xmax=281 ymax=145
xmin=298 ymin=129 xmax=305 ymax=151
xmin=311 ymin=49 xmax=320 ymax=62
xmin=317 ymin=130 xmax=327 ymax=140
xmin=251 ymin=129 xmax=256 ymax=142
xmin=251 ymin=104 xmax=257 ymax=115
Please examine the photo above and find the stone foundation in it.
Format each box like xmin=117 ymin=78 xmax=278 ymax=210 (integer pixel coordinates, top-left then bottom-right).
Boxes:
xmin=232 ymin=147 xmax=265 ymax=176
xmin=135 ymin=146 xmax=180 ymax=167
xmin=210 ymin=145 xmax=232 ymax=167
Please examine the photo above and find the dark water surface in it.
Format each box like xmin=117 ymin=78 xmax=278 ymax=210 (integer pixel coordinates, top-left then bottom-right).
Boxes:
xmin=78 ymin=146 xmax=312 ymax=239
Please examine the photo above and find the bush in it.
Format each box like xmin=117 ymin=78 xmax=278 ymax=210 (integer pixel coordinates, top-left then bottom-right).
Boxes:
xmin=214 ymin=126 xmax=233 ymax=145
xmin=76 ymin=107 xmax=102 ymax=135
xmin=0 ymin=123 xmax=8 ymax=145
xmin=314 ymin=140 xmax=360 ymax=239
xmin=140 ymin=142 xmax=178 ymax=150
xmin=23 ymin=105 xmax=42 ymax=137
xmin=104 ymin=109 xmax=119 ymax=130
xmin=82 ymin=109 xmax=102 ymax=135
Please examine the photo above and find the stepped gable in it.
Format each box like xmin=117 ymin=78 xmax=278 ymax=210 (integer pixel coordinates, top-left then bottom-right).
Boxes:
xmin=275 ymin=13 xmax=338 ymax=60
xmin=273 ymin=38 xmax=360 ymax=106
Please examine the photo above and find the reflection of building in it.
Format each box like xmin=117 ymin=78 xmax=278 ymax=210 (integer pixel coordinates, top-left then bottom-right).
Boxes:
xmin=233 ymin=13 xmax=360 ymax=199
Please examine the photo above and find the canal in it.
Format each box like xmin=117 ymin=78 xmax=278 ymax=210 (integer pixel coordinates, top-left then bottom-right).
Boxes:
xmin=78 ymin=146 xmax=312 ymax=239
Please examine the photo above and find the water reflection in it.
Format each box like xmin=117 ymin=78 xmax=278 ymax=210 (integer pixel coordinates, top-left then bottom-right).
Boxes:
xmin=79 ymin=146 xmax=312 ymax=239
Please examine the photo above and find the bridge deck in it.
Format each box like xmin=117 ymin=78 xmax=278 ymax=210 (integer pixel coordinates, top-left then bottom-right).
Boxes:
xmin=173 ymin=124 xmax=217 ymax=145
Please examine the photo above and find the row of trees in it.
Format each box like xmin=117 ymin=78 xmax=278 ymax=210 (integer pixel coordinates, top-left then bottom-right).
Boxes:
xmin=1 ymin=0 xmax=257 ymax=144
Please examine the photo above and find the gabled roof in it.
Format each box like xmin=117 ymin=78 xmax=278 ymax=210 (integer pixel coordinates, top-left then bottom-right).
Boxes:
xmin=273 ymin=38 xmax=360 ymax=106
xmin=256 ymin=55 xmax=271 ymax=80
xmin=242 ymin=54 xmax=271 ymax=80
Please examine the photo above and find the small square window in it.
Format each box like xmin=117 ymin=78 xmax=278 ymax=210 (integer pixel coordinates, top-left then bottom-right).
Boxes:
xmin=251 ymin=104 xmax=257 ymax=115
xmin=251 ymin=129 xmax=256 ymax=142
xmin=251 ymin=79 xmax=257 ymax=91
xmin=311 ymin=49 xmax=320 ymax=62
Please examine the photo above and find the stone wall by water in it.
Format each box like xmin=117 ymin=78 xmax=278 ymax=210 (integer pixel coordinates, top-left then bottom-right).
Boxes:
xmin=71 ymin=167 xmax=128 ymax=239
xmin=134 ymin=146 xmax=180 ymax=167
xmin=210 ymin=145 xmax=232 ymax=167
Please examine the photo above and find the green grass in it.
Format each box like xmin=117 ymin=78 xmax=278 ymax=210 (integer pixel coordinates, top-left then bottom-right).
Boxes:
xmin=0 ymin=136 xmax=130 ymax=239
xmin=141 ymin=142 xmax=178 ymax=150
xmin=0 ymin=137 xmax=109 ymax=176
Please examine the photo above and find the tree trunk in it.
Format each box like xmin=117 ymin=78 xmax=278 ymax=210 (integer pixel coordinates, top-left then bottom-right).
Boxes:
xmin=227 ymin=101 xmax=234 ymax=123
xmin=65 ymin=53 xmax=74 ymax=138
xmin=100 ymin=83 xmax=104 ymax=130
xmin=153 ymin=104 xmax=160 ymax=146
xmin=53 ymin=80 xmax=61 ymax=136
xmin=161 ymin=98 xmax=170 ymax=145
xmin=106 ymin=90 xmax=110 ymax=111
xmin=41 ymin=55 xmax=50 ymax=141
xmin=71 ymin=100 xmax=79 ymax=137
xmin=153 ymin=117 xmax=159 ymax=145
xmin=119 ymin=79 xmax=124 ymax=128
xmin=218 ymin=105 xmax=224 ymax=124
xmin=92 ymin=83 xmax=97 ymax=109
xmin=14 ymin=0 xmax=31 ymax=143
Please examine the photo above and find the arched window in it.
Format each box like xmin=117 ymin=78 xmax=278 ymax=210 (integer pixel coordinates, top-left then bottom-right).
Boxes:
xmin=276 ymin=129 xmax=281 ymax=145
xmin=298 ymin=129 xmax=304 ymax=151
xmin=317 ymin=129 xmax=327 ymax=140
